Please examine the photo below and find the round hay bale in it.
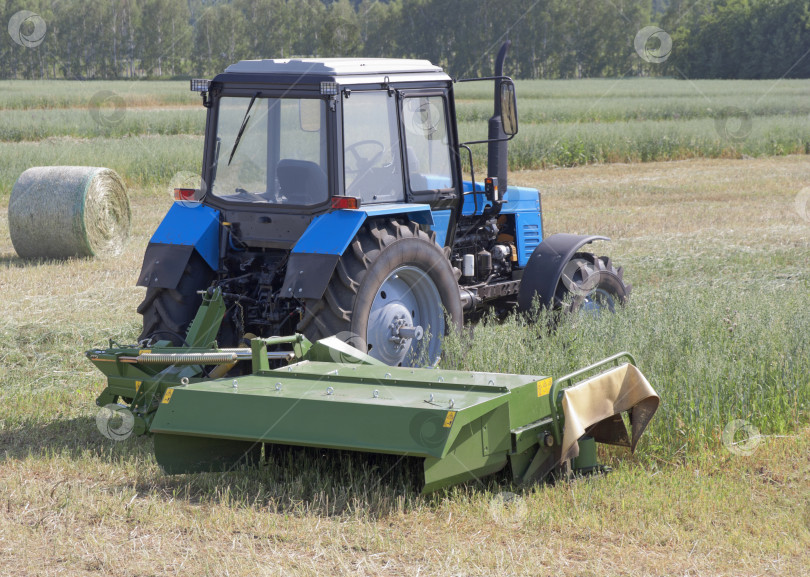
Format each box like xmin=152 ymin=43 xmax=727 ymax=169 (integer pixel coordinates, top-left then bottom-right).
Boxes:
xmin=9 ymin=166 xmax=131 ymax=259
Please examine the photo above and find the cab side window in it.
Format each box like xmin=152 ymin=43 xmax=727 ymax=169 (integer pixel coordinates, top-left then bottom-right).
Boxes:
xmin=402 ymin=96 xmax=453 ymax=192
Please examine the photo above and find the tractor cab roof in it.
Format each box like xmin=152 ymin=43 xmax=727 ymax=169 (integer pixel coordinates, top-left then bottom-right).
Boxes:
xmin=215 ymin=58 xmax=451 ymax=87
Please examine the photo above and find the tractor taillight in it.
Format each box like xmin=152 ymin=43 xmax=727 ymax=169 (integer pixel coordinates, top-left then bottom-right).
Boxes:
xmin=174 ymin=188 xmax=197 ymax=202
xmin=331 ymin=196 xmax=360 ymax=210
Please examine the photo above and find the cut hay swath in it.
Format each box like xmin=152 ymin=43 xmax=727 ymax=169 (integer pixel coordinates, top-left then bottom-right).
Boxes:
xmin=8 ymin=166 xmax=131 ymax=259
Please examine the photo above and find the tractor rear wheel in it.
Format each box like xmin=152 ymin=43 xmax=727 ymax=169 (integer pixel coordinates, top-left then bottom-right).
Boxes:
xmin=137 ymin=252 xmax=214 ymax=345
xmin=297 ymin=219 xmax=462 ymax=366
xmin=556 ymin=252 xmax=631 ymax=314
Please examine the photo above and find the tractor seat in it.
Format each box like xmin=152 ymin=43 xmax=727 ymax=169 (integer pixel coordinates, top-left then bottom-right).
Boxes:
xmin=276 ymin=159 xmax=327 ymax=204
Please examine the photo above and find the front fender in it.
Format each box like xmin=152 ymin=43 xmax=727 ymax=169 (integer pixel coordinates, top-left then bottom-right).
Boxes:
xmin=516 ymin=233 xmax=608 ymax=310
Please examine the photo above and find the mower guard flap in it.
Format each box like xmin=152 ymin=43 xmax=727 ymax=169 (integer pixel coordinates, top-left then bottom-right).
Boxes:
xmin=560 ymin=363 xmax=660 ymax=462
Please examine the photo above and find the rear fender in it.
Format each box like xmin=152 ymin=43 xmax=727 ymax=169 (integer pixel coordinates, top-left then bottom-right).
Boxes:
xmin=137 ymin=203 xmax=220 ymax=289
xmin=516 ymin=233 xmax=608 ymax=310
xmin=280 ymin=204 xmax=434 ymax=300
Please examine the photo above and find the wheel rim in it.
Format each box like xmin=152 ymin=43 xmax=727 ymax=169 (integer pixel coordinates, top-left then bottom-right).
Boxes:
xmin=564 ymin=258 xmax=622 ymax=316
xmin=366 ymin=265 xmax=444 ymax=366
xmin=578 ymin=287 xmax=617 ymax=315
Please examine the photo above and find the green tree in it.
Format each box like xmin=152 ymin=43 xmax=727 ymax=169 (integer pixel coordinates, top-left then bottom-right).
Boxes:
xmin=319 ymin=0 xmax=361 ymax=56
xmin=236 ymin=0 xmax=291 ymax=59
xmin=139 ymin=0 xmax=191 ymax=77
xmin=193 ymin=3 xmax=249 ymax=75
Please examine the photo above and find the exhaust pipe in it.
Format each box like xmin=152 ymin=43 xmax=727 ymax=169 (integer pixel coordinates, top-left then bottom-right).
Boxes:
xmin=487 ymin=41 xmax=511 ymax=197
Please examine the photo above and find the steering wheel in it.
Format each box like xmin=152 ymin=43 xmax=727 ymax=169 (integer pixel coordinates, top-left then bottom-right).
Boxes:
xmin=344 ymin=140 xmax=385 ymax=175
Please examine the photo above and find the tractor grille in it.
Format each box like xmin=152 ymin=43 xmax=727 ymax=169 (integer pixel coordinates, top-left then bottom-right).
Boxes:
xmin=521 ymin=223 xmax=541 ymax=264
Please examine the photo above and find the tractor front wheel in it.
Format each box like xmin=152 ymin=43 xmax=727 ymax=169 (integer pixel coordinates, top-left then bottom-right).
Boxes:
xmin=297 ymin=219 xmax=462 ymax=366
xmin=556 ymin=252 xmax=631 ymax=314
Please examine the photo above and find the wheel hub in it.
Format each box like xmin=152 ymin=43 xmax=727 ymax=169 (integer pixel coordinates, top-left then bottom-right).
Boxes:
xmin=365 ymin=266 xmax=444 ymax=367
xmin=368 ymin=301 xmax=417 ymax=365
xmin=389 ymin=316 xmax=424 ymax=348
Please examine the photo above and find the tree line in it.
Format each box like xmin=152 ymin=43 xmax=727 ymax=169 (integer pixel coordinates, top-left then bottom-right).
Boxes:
xmin=660 ymin=0 xmax=810 ymax=79
xmin=2 ymin=0 xmax=809 ymax=80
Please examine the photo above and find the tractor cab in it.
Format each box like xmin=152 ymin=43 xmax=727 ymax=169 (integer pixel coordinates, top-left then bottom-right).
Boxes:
xmin=195 ymin=58 xmax=461 ymax=219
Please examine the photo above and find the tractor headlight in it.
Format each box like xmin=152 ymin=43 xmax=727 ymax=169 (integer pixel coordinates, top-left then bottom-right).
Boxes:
xmin=320 ymin=82 xmax=338 ymax=96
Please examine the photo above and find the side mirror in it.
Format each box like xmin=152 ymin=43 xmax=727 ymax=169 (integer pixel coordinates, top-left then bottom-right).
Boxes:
xmin=500 ymin=80 xmax=518 ymax=136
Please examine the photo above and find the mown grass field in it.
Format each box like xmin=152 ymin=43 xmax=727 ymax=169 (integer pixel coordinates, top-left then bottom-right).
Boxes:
xmin=0 ymin=79 xmax=808 ymax=576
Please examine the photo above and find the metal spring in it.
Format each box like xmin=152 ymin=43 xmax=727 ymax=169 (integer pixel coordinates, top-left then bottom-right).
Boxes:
xmin=136 ymin=352 xmax=238 ymax=364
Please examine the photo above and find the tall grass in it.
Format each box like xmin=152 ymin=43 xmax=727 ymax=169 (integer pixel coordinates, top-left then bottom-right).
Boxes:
xmin=1 ymin=78 xmax=808 ymax=185
xmin=0 ymin=135 xmax=202 ymax=199
xmin=0 ymin=80 xmax=196 ymax=109
xmin=0 ymin=108 xmax=204 ymax=142
xmin=456 ymin=77 xmax=810 ymax=168
xmin=456 ymin=93 xmax=810 ymax=123
xmin=455 ymin=77 xmax=810 ymax=102
xmin=443 ymin=281 xmax=810 ymax=462
xmin=460 ymin=114 xmax=810 ymax=169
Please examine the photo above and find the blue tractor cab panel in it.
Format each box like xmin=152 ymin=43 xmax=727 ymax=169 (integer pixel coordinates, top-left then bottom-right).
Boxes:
xmin=290 ymin=204 xmax=433 ymax=256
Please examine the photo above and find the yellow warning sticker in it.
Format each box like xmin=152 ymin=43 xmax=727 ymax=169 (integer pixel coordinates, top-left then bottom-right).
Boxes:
xmin=135 ymin=381 xmax=142 ymax=392
xmin=537 ymin=378 xmax=552 ymax=397
xmin=161 ymin=389 xmax=174 ymax=404
xmin=443 ymin=411 xmax=457 ymax=428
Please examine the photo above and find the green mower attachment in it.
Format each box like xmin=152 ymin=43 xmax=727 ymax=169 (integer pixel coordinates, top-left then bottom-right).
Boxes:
xmin=88 ymin=289 xmax=659 ymax=493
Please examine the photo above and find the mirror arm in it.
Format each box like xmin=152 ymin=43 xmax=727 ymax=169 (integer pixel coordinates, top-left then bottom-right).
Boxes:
xmin=459 ymin=134 xmax=515 ymax=147
xmin=454 ymin=75 xmax=514 ymax=83
xmin=458 ymin=144 xmax=480 ymax=216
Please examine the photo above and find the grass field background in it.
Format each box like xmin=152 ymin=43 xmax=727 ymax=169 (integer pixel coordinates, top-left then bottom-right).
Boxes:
xmin=0 ymin=79 xmax=808 ymax=575
xmin=1 ymin=78 xmax=810 ymax=197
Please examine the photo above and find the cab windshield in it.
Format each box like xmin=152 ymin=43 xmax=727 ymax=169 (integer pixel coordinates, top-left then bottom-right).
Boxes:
xmin=210 ymin=96 xmax=328 ymax=205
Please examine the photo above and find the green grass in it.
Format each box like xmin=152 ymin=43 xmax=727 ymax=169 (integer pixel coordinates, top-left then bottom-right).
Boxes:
xmin=455 ymin=77 xmax=810 ymax=103
xmin=457 ymin=93 xmax=810 ymax=123
xmin=0 ymin=135 xmax=202 ymax=199
xmin=456 ymin=78 xmax=810 ymax=168
xmin=0 ymin=107 xmax=204 ymax=142
xmin=1 ymin=78 xmax=808 ymax=180
xmin=1 ymin=159 xmax=809 ymax=574
xmin=444 ymin=282 xmax=810 ymax=461
xmin=0 ymin=80 xmax=198 ymax=109
xmin=461 ymin=114 xmax=810 ymax=168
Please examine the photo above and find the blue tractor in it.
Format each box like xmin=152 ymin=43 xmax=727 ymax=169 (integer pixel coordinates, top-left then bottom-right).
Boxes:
xmin=137 ymin=44 xmax=630 ymax=367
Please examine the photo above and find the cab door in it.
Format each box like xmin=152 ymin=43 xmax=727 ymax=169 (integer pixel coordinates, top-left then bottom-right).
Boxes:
xmin=341 ymin=90 xmax=405 ymax=205
xmin=399 ymin=89 xmax=459 ymax=246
